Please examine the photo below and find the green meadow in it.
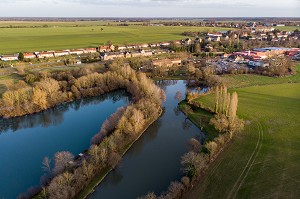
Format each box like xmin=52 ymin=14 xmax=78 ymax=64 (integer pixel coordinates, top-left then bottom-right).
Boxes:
xmin=185 ymin=65 xmax=300 ymax=198
xmin=0 ymin=23 xmax=231 ymax=54
xmin=273 ymin=26 xmax=299 ymax=31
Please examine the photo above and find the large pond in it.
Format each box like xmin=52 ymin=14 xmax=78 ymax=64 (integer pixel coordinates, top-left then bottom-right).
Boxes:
xmin=89 ymin=80 xmax=206 ymax=199
xmin=0 ymin=90 xmax=129 ymax=199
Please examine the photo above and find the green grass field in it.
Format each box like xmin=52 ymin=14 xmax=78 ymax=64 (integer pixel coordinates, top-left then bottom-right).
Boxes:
xmin=0 ymin=24 xmax=231 ymax=54
xmin=220 ymin=65 xmax=300 ymax=88
xmin=272 ymin=26 xmax=299 ymax=31
xmin=185 ymin=70 xmax=300 ymax=198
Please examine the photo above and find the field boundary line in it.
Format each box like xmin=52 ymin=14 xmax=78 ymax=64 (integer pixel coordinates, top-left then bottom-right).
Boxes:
xmin=232 ymin=123 xmax=264 ymax=199
xmin=226 ymin=123 xmax=263 ymax=199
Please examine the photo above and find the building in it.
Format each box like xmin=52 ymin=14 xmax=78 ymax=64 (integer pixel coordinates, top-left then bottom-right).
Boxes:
xmin=70 ymin=49 xmax=84 ymax=55
xmin=98 ymin=46 xmax=110 ymax=52
xmin=54 ymin=50 xmax=70 ymax=57
xmin=160 ymin=42 xmax=171 ymax=47
xmin=23 ymin=53 xmax=37 ymax=59
xmin=85 ymin=48 xmax=97 ymax=53
xmin=255 ymin=26 xmax=274 ymax=33
xmin=101 ymin=52 xmax=124 ymax=61
xmin=127 ymin=45 xmax=138 ymax=49
xmin=207 ymin=32 xmax=223 ymax=37
xmin=139 ymin=44 xmax=149 ymax=48
xmin=0 ymin=54 xmax=19 ymax=61
xmin=152 ymin=59 xmax=182 ymax=67
xmin=118 ymin=46 xmax=127 ymax=51
xmin=37 ymin=52 xmax=54 ymax=58
xmin=150 ymin=43 xmax=159 ymax=48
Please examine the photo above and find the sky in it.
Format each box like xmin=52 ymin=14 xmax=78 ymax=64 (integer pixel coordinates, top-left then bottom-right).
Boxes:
xmin=1 ymin=0 xmax=300 ymax=17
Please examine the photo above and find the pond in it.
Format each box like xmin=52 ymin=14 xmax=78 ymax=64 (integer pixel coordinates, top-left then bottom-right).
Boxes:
xmin=89 ymin=80 xmax=206 ymax=199
xmin=0 ymin=90 xmax=129 ymax=199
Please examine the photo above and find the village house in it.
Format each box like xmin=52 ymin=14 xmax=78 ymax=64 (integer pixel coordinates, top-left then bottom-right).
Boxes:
xmin=141 ymin=50 xmax=153 ymax=57
xmin=54 ymin=50 xmax=70 ymax=57
xmin=109 ymin=45 xmax=115 ymax=51
xmin=160 ymin=42 xmax=171 ymax=47
xmin=139 ymin=44 xmax=149 ymax=48
xmin=101 ymin=52 xmax=124 ymax=61
xmin=37 ymin=52 xmax=54 ymax=58
xmin=118 ymin=46 xmax=127 ymax=51
xmin=23 ymin=53 xmax=37 ymax=59
xmin=152 ymin=59 xmax=182 ymax=67
xmin=85 ymin=48 xmax=97 ymax=53
xmin=127 ymin=44 xmax=138 ymax=49
xmin=0 ymin=54 xmax=19 ymax=61
xmin=207 ymin=32 xmax=223 ymax=37
xmin=98 ymin=46 xmax=110 ymax=52
xmin=129 ymin=51 xmax=141 ymax=58
xmin=70 ymin=49 xmax=84 ymax=55
xmin=150 ymin=43 xmax=159 ymax=48
xmin=254 ymin=26 xmax=274 ymax=33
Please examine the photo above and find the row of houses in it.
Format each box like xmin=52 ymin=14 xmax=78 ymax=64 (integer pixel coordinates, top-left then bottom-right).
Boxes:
xmin=101 ymin=50 xmax=153 ymax=61
xmin=0 ymin=47 xmax=99 ymax=61
xmin=0 ymin=41 xmax=173 ymax=62
xmin=224 ymin=47 xmax=300 ymax=63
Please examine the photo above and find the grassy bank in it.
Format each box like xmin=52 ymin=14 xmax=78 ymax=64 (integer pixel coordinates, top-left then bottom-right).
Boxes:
xmin=0 ymin=25 xmax=231 ymax=54
xmin=185 ymin=80 xmax=300 ymax=198
xmin=178 ymin=101 xmax=218 ymax=141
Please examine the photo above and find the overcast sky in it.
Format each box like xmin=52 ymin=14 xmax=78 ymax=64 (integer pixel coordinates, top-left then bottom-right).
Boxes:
xmin=1 ymin=0 xmax=300 ymax=17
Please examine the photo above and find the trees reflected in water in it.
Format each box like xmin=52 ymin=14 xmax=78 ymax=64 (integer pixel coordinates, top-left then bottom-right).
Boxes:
xmin=0 ymin=90 xmax=129 ymax=134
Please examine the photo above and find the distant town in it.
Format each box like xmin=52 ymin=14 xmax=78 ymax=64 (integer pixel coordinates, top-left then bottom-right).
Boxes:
xmin=1 ymin=20 xmax=299 ymax=74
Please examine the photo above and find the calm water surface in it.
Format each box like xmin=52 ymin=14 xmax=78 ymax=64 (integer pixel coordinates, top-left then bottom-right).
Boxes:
xmin=0 ymin=91 xmax=129 ymax=199
xmin=89 ymin=80 xmax=206 ymax=199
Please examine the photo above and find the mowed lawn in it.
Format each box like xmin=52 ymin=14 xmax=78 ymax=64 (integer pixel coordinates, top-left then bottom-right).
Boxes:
xmin=185 ymin=76 xmax=300 ymax=198
xmin=0 ymin=25 xmax=231 ymax=54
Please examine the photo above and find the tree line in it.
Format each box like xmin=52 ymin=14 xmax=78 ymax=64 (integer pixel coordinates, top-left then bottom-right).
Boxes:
xmin=139 ymin=85 xmax=245 ymax=199
xmin=15 ymin=61 xmax=165 ymax=198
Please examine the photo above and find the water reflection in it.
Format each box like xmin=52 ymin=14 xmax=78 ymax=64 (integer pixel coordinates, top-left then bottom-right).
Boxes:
xmin=155 ymin=80 xmax=179 ymax=91
xmin=89 ymin=80 xmax=207 ymax=199
xmin=0 ymin=90 xmax=129 ymax=134
xmin=0 ymin=89 xmax=129 ymax=199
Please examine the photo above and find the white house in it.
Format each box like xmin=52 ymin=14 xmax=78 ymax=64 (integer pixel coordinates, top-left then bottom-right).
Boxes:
xmin=0 ymin=55 xmax=19 ymax=61
xmin=37 ymin=52 xmax=54 ymax=58
xmin=70 ymin=49 xmax=84 ymax=55
xmin=54 ymin=50 xmax=70 ymax=57
xmin=23 ymin=53 xmax=37 ymax=59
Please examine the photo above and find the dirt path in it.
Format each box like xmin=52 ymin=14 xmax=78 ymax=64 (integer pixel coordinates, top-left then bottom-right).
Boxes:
xmin=226 ymin=123 xmax=264 ymax=199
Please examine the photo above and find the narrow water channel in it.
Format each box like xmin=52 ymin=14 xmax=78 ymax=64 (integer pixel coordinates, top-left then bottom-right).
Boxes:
xmin=89 ymin=80 xmax=206 ymax=199
xmin=0 ymin=90 xmax=129 ymax=199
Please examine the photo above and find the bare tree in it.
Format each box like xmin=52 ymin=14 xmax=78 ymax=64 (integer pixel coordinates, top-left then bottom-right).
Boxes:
xmin=188 ymin=138 xmax=202 ymax=153
xmin=42 ymin=157 xmax=51 ymax=174
xmin=175 ymin=91 xmax=183 ymax=102
xmin=54 ymin=151 xmax=74 ymax=175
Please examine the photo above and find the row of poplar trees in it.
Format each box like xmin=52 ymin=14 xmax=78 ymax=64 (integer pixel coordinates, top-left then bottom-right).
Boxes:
xmin=210 ymin=85 xmax=244 ymax=139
